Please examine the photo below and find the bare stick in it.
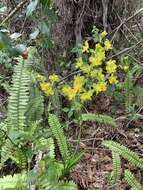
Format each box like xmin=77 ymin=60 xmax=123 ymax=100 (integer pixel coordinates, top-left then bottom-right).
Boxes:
xmin=111 ymin=7 xmax=143 ymax=42
xmin=1 ymin=0 xmax=28 ymax=25
xmin=110 ymin=39 xmax=143 ymax=59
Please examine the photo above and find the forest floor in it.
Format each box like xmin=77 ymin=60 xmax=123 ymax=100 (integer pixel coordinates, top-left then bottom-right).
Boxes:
xmin=68 ymin=95 xmax=143 ymax=190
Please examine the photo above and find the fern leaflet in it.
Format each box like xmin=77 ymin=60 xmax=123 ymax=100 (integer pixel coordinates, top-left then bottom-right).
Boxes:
xmin=102 ymin=141 xmax=143 ymax=170
xmin=8 ymin=58 xmax=30 ymax=131
xmin=108 ymin=151 xmax=121 ymax=185
xmin=124 ymin=72 xmax=133 ymax=111
xmin=81 ymin=113 xmax=117 ymax=127
xmin=124 ymin=170 xmax=142 ymax=190
xmin=48 ymin=114 xmax=69 ymax=162
xmin=0 ymin=173 xmax=27 ymax=189
xmin=55 ymin=180 xmax=78 ymax=190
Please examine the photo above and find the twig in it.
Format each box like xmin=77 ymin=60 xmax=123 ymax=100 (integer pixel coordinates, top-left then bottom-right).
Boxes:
xmin=111 ymin=7 xmax=143 ymax=42
xmin=102 ymin=0 xmax=109 ymax=31
xmin=58 ymin=70 xmax=81 ymax=84
xmin=124 ymin=7 xmax=143 ymax=24
xmin=1 ymin=0 xmax=29 ymax=25
xmin=110 ymin=39 xmax=143 ymax=59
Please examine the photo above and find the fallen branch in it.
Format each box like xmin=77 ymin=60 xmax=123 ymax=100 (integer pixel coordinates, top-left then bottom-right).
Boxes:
xmin=111 ymin=7 xmax=143 ymax=42
xmin=110 ymin=39 xmax=143 ymax=59
xmin=1 ymin=0 xmax=29 ymax=25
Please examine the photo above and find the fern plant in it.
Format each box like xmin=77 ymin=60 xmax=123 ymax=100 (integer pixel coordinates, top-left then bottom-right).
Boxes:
xmin=7 ymin=57 xmax=30 ymax=132
xmin=0 ymin=56 xmax=30 ymax=167
xmin=48 ymin=114 xmax=69 ymax=162
xmin=81 ymin=113 xmax=117 ymax=127
xmin=0 ymin=49 xmax=79 ymax=189
xmin=102 ymin=140 xmax=143 ymax=189
xmin=48 ymin=113 xmax=83 ymax=175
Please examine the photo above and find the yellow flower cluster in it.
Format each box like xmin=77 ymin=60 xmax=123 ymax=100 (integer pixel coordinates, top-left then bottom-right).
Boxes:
xmin=106 ymin=60 xmax=117 ymax=74
xmin=104 ymin=39 xmax=112 ymax=50
xmin=80 ymin=90 xmax=93 ymax=102
xmin=93 ymin=82 xmax=107 ymax=94
xmin=82 ymin=40 xmax=89 ymax=53
xmin=49 ymin=74 xmax=59 ymax=82
xmin=35 ymin=73 xmax=59 ymax=97
xmin=101 ymin=31 xmax=107 ymax=38
xmin=35 ymin=30 xmax=124 ymax=104
xmin=62 ymin=75 xmax=85 ymax=100
xmin=40 ymin=82 xmax=54 ymax=96
xmin=61 ymin=31 xmax=119 ymax=102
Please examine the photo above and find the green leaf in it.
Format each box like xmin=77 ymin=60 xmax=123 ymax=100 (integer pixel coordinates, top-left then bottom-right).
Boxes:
xmin=102 ymin=141 xmax=143 ymax=170
xmin=40 ymin=22 xmax=50 ymax=35
xmin=14 ymin=44 xmax=27 ymax=54
xmin=81 ymin=113 xmax=117 ymax=127
xmin=29 ymin=29 xmax=39 ymax=39
xmin=0 ymin=31 xmax=11 ymax=49
xmin=40 ymin=0 xmax=52 ymax=7
xmin=10 ymin=32 xmax=21 ymax=40
xmin=125 ymin=170 xmax=142 ymax=190
xmin=0 ymin=6 xmax=7 ymax=14
xmin=108 ymin=152 xmax=121 ymax=185
xmin=62 ymin=108 xmax=69 ymax=113
xmin=26 ymin=0 xmax=39 ymax=17
xmin=0 ymin=173 xmax=27 ymax=189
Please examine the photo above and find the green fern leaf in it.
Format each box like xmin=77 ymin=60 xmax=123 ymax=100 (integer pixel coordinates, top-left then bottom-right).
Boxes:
xmin=8 ymin=58 xmax=30 ymax=131
xmin=124 ymin=72 xmax=133 ymax=110
xmin=64 ymin=151 xmax=84 ymax=174
xmin=48 ymin=114 xmax=69 ymax=161
xmin=0 ymin=173 xmax=27 ymax=189
xmin=0 ymin=122 xmax=7 ymax=147
xmin=47 ymin=137 xmax=55 ymax=158
xmin=35 ymin=137 xmax=55 ymax=158
xmin=1 ymin=139 xmax=14 ymax=165
xmin=125 ymin=170 xmax=142 ymax=190
xmin=26 ymin=84 xmax=44 ymax=125
xmin=102 ymin=141 xmax=143 ymax=170
xmin=108 ymin=151 xmax=121 ymax=185
xmin=81 ymin=113 xmax=117 ymax=127
xmin=55 ymin=180 xmax=78 ymax=190
xmin=11 ymin=148 xmax=27 ymax=169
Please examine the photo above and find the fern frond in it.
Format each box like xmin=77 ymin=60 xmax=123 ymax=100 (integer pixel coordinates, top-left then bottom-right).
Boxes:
xmin=64 ymin=151 xmax=84 ymax=174
xmin=11 ymin=148 xmax=27 ymax=169
xmin=8 ymin=58 xmax=30 ymax=131
xmin=47 ymin=138 xmax=55 ymax=158
xmin=108 ymin=151 xmax=121 ymax=185
xmin=55 ymin=180 xmax=78 ymax=190
xmin=1 ymin=139 xmax=14 ymax=165
xmin=0 ymin=173 xmax=27 ymax=189
xmin=26 ymin=84 xmax=44 ymax=125
xmin=134 ymin=86 xmax=143 ymax=108
xmin=48 ymin=114 xmax=69 ymax=161
xmin=0 ymin=122 xmax=7 ymax=147
xmin=81 ymin=113 xmax=117 ymax=127
xmin=102 ymin=141 xmax=143 ymax=170
xmin=1 ymin=139 xmax=27 ymax=169
xmin=35 ymin=137 xmax=55 ymax=158
xmin=124 ymin=72 xmax=133 ymax=110
xmin=27 ymin=121 xmax=39 ymax=137
xmin=124 ymin=170 xmax=142 ymax=190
